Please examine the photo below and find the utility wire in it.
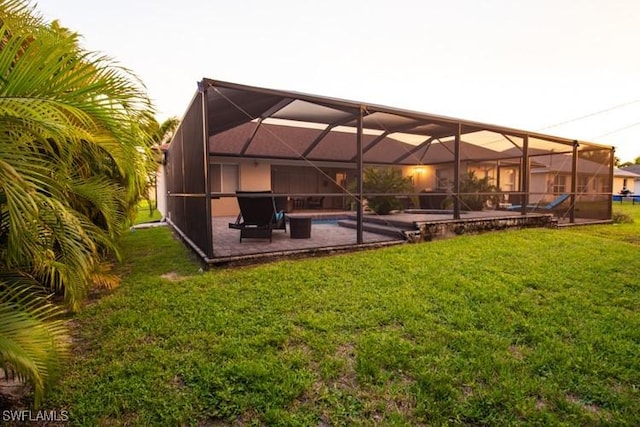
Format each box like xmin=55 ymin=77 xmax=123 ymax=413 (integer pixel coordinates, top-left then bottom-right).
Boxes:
xmin=537 ymin=98 xmax=640 ymax=132
xmin=461 ymin=97 xmax=640 ymax=150
xmin=591 ymin=121 xmax=640 ymax=140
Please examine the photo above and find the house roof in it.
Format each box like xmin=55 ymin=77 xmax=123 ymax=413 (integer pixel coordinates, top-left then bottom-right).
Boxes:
xmin=615 ymin=167 xmax=640 ymax=177
xmin=524 ymin=150 xmax=617 ymax=176
xmin=621 ymin=164 xmax=640 ymax=175
xmin=209 ymin=121 xmax=528 ymax=165
xmin=199 ymin=78 xmax=613 ymax=166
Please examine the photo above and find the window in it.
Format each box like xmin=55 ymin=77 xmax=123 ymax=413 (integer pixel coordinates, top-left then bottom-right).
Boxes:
xmin=499 ymin=167 xmax=517 ymax=192
xmin=435 ymin=169 xmax=451 ymax=189
xmin=210 ymin=164 xmax=238 ymax=193
xmin=578 ymin=175 xmax=590 ymax=193
xmin=552 ymin=175 xmax=566 ymax=194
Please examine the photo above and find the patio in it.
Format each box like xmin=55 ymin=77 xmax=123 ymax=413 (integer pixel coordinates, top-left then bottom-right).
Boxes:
xmin=211 ymin=214 xmax=399 ymax=264
xmin=206 ymin=209 xmax=558 ymax=264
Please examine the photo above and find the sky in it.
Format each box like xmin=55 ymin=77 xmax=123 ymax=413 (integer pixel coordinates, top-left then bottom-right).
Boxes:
xmin=35 ymin=0 xmax=640 ymax=163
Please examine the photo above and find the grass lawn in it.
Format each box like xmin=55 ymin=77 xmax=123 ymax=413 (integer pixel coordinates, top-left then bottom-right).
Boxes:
xmin=47 ymin=204 xmax=640 ymax=425
xmin=133 ymin=199 xmax=162 ymax=225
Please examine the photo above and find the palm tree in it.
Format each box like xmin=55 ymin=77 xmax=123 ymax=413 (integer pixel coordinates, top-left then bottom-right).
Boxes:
xmin=0 ymin=0 xmax=155 ymax=405
xmin=143 ymin=116 xmax=180 ymax=213
xmin=359 ymin=168 xmax=414 ymax=215
xmin=152 ymin=117 xmax=180 ymax=146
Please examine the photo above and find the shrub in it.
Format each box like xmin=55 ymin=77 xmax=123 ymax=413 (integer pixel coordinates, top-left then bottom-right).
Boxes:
xmin=612 ymin=212 xmax=634 ymax=224
xmin=457 ymin=171 xmax=499 ymax=211
xmin=359 ymin=168 xmax=414 ymax=215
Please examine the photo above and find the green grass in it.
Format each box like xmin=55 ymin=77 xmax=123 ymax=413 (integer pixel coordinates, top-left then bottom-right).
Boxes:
xmin=47 ymin=204 xmax=640 ymax=425
xmin=133 ymin=200 xmax=162 ymax=225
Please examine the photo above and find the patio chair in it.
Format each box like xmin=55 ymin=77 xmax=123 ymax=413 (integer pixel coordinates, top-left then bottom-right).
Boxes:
xmin=228 ymin=190 xmax=286 ymax=242
xmin=506 ymin=193 xmax=570 ymax=212
xmin=306 ymin=196 xmax=324 ymax=209
xmin=418 ymin=190 xmax=448 ymax=210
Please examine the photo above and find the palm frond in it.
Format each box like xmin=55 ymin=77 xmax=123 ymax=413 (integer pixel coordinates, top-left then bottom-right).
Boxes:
xmin=0 ymin=277 xmax=68 ymax=407
xmin=0 ymin=0 xmax=156 ymax=405
xmin=90 ymin=261 xmax=120 ymax=290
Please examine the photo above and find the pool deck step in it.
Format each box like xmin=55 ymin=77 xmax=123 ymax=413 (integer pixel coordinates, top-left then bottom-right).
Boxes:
xmin=337 ymin=219 xmax=415 ymax=240
xmin=342 ymin=213 xmax=423 ymax=229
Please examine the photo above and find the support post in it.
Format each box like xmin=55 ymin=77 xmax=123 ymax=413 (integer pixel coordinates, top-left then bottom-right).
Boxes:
xmin=453 ymin=123 xmax=461 ymax=220
xmin=201 ymin=82 xmax=214 ymax=258
xmin=570 ymin=140 xmax=579 ymax=223
xmin=356 ymin=107 xmax=364 ymax=244
xmin=608 ymin=147 xmax=615 ymax=219
xmin=521 ymin=135 xmax=529 ymax=215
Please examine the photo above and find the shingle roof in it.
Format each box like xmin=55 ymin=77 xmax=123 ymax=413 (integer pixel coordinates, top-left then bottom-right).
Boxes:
xmin=616 ymin=167 xmax=640 ymax=177
xmin=621 ymin=164 xmax=640 ymax=175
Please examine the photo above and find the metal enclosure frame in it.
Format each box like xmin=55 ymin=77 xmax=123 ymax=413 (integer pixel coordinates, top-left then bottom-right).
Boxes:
xmin=164 ymin=79 xmax=615 ymax=262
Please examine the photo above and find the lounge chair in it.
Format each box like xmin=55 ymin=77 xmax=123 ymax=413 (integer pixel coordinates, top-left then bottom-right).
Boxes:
xmin=228 ymin=190 xmax=286 ymax=242
xmin=506 ymin=193 xmax=570 ymax=212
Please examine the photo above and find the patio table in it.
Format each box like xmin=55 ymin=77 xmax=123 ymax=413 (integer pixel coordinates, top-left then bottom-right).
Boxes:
xmin=287 ymin=214 xmax=312 ymax=239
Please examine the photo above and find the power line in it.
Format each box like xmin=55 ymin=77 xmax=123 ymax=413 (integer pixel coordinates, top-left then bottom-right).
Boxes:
xmin=454 ymin=98 xmax=640 ymax=151
xmin=591 ymin=121 xmax=640 ymax=140
xmin=537 ymin=98 xmax=640 ymax=132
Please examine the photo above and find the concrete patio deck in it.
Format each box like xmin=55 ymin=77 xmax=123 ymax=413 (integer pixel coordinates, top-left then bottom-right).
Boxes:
xmin=211 ymin=212 xmax=402 ymax=264
xmin=206 ymin=209 xmax=567 ymax=265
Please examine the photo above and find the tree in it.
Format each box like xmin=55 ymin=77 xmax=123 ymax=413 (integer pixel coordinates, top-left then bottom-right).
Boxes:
xmin=619 ymin=156 xmax=640 ymax=168
xmin=0 ymin=0 xmax=155 ymax=405
xmin=153 ymin=117 xmax=180 ymax=145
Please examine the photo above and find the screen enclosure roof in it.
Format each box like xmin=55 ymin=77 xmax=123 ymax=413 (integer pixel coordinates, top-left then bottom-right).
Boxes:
xmin=202 ymin=78 xmax=612 ymax=165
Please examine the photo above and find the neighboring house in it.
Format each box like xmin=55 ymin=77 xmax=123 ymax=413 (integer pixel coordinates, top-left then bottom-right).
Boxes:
xmin=619 ymin=165 xmax=640 ymax=194
xmin=528 ymin=153 xmax=611 ymax=203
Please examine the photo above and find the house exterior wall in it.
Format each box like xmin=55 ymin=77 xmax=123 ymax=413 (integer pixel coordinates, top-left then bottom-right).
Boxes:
xmin=211 ymin=197 xmax=238 ymax=217
xmin=402 ymin=165 xmax=436 ymax=190
xmin=240 ymin=161 xmax=272 ymax=190
xmin=467 ymin=164 xmax=496 ymax=182
xmin=613 ymin=176 xmax=635 ymax=194
xmin=156 ymin=165 xmax=166 ymax=218
xmin=209 ymin=158 xmax=615 ymax=217
xmin=211 ymin=159 xmax=272 ymax=217
xmin=529 ymin=173 xmax=550 ymax=203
